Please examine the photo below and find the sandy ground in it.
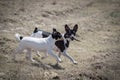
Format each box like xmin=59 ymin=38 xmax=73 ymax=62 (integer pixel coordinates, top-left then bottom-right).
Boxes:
xmin=0 ymin=0 xmax=120 ymax=80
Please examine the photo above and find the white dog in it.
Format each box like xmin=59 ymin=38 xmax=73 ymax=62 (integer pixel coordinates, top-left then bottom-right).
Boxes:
xmin=13 ymin=28 xmax=63 ymax=63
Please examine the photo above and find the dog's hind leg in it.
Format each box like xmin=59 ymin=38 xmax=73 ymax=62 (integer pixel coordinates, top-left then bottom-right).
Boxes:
xmin=26 ymin=49 xmax=37 ymax=63
xmin=63 ymin=50 xmax=77 ymax=64
xmin=26 ymin=49 xmax=31 ymax=60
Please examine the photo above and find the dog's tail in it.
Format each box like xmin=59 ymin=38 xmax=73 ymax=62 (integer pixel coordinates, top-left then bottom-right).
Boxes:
xmin=15 ymin=33 xmax=23 ymax=41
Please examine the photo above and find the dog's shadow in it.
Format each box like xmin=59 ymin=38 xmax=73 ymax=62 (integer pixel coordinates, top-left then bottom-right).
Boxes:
xmin=48 ymin=63 xmax=65 ymax=70
xmin=31 ymin=59 xmax=51 ymax=70
xmin=32 ymin=58 xmax=65 ymax=70
xmin=12 ymin=58 xmax=65 ymax=70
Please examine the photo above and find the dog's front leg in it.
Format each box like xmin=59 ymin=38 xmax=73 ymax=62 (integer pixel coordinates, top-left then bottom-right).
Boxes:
xmin=47 ymin=50 xmax=62 ymax=62
xmin=36 ymin=51 xmax=41 ymax=57
xmin=63 ymin=50 xmax=77 ymax=64
xmin=41 ymin=52 xmax=48 ymax=59
xmin=56 ymin=51 xmax=62 ymax=65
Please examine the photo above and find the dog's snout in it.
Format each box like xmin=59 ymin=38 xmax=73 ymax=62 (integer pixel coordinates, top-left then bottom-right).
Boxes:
xmin=70 ymin=37 xmax=74 ymax=41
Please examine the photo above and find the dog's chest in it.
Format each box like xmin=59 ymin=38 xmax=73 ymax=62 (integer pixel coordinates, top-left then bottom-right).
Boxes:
xmin=55 ymin=40 xmax=69 ymax=52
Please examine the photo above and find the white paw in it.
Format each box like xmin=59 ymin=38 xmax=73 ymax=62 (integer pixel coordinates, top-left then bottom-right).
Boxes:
xmin=31 ymin=59 xmax=38 ymax=63
xmin=36 ymin=53 xmax=41 ymax=57
xmin=73 ymin=61 xmax=78 ymax=64
xmin=58 ymin=58 xmax=62 ymax=62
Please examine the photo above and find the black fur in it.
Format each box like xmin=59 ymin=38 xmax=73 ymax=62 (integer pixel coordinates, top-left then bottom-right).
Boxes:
xmin=55 ymin=40 xmax=65 ymax=52
xmin=42 ymin=31 xmax=51 ymax=38
xmin=55 ymin=40 xmax=69 ymax=52
xmin=33 ymin=27 xmax=51 ymax=38
xmin=52 ymin=29 xmax=62 ymax=40
xmin=20 ymin=36 xmax=23 ymax=40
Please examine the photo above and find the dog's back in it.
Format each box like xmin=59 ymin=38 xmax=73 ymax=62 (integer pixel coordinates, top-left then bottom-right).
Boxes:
xmin=31 ymin=27 xmax=51 ymax=38
xmin=20 ymin=37 xmax=50 ymax=51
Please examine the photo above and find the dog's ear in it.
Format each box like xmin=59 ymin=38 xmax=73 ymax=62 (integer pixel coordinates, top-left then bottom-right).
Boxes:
xmin=33 ymin=27 xmax=38 ymax=33
xmin=73 ymin=24 xmax=78 ymax=32
xmin=53 ymin=28 xmax=57 ymax=32
xmin=65 ymin=24 xmax=70 ymax=32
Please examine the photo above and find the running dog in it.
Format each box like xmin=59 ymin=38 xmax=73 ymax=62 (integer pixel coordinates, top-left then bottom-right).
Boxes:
xmin=13 ymin=28 xmax=63 ymax=63
xmin=31 ymin=24 xmax=79 ymax=64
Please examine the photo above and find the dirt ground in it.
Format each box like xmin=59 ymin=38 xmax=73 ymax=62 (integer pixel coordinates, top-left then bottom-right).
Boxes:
xmin=0 ymin=0 xmax=120 ymax=80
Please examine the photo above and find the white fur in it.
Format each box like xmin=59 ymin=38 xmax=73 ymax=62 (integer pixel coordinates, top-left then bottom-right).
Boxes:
xmin=14 ymin=33 xmax=62 ymax=63
xmin=15 ymin=33 xmax=22 ymax=41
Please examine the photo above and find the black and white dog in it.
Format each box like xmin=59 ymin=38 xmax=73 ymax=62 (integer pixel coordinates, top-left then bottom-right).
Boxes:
xmin=31 ymin=24 xmax=79 ymax=64
xmin=13 ymin=28 xmax=63 ymax=63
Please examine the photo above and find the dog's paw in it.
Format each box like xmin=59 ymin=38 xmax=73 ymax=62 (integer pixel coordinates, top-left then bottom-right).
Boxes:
xmin=36 ymin=53 xmax=41 ymax=57
xmin=73 ymin=61 xmax=78 ymax=65
xmin=58 ymin=58 xmax=62 ymax=62
xmin=31 ymin=59 xmax=38 ymax=64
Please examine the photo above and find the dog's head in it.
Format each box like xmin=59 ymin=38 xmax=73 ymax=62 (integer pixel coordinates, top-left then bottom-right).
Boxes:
xmin=64 ymin=24 xmax=79 ymax=41
xmin=52 ymin=28 xmax=62 ymax=40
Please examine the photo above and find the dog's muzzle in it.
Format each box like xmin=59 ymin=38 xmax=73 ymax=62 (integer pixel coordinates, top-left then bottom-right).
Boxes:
xmin=71 ymin=37 xmax=80 ymax=42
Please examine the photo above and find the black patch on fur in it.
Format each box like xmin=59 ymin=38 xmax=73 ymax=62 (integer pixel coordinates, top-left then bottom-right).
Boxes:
xmin=20 ymin=36 xmax=23 ymax=40
xmin=41 ymin=31 xmax=51 ymax=38
xmin=55 ymin=40 xmax=70 ymax=52
xmin=52 ymin=31 xmax=62 ymax=40
xmin=55 ymin=40 xmax=65 ymax=52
